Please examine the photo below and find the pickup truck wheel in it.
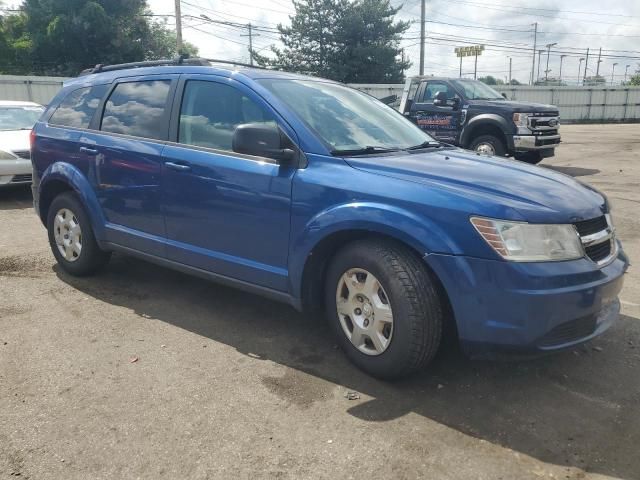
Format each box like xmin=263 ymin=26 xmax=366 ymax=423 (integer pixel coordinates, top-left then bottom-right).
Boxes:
xmin=47 ymin=192 xmax=110 ymax=276
xmin=325 ymin=240 xmax=443 ymax=380
xmin=469 ymin=135 xmax=506 ymax=157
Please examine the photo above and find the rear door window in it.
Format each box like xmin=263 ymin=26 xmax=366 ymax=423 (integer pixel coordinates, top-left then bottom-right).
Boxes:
xmin=49 ymin=85 xmax=108 ymax=128
xmin=100 ymin=80 xmax=172 ymax=140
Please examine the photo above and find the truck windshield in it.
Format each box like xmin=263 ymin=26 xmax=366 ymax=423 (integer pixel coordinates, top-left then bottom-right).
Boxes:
xmin=0 ymin=106 xmax=44 ymax=131
xmin=451 ymin=80 xmax=504 ymax=100
xmin=257 ymin=79 xmax=435 ymax=153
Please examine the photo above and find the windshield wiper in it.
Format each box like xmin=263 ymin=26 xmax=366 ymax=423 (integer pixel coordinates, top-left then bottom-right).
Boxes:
xmin=331 ymin=146 xmax=401 ymax=156
xmin=405 ymin=141 xmax=442 ymax=151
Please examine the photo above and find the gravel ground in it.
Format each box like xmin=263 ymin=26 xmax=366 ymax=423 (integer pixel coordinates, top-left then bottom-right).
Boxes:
xmin=1 ymin=124 xmax=639 ymax=480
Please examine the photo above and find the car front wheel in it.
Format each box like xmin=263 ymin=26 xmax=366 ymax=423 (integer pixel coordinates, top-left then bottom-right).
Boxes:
xmin=325 ymin=239 xmax=443 ymax=379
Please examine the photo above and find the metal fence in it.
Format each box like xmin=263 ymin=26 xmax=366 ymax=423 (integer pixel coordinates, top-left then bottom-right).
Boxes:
xmin=0 ymin=75 xmax=68 ymax=105
xmin=350 ymin=83 xmax=640 ymax=123
xmin=0 ymin=75 xmax=638 ymax=122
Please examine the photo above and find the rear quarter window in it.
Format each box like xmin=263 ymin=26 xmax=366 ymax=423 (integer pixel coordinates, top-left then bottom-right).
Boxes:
xmin=49 ymin=84 xmax=108 ymax=128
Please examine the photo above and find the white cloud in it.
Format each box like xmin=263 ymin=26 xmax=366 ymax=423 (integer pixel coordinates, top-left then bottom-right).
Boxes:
xmin=149 ymin=0 xmax=640 ymax=84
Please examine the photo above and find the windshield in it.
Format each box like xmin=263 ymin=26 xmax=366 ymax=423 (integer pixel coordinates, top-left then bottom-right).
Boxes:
xmin=451 ymin=80 xmax=503 ymax=100
xmin=0 ymin=106 xmax=44 ymax=131
xmin=257 ymin=79 xmax=435 ymax=152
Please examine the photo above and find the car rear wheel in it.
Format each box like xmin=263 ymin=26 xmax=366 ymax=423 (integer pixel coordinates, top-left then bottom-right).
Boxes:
xmin=47 ymin=192 xmax=110 ymax=276
xmin=469 ymin=134 xmax=506 ymax=157
xmin=324 ymin=239 xmax=443 ymax=379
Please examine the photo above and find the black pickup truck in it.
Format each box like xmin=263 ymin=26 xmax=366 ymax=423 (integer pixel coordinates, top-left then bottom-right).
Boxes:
xmin=397 ymin=77 xmax=561 ymax=164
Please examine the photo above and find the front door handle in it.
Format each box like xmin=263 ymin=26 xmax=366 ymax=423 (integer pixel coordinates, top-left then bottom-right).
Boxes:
xmin=164 ymin=161 xmax=191 ymax=172
xmin=79 ymin=146 xmax=98 ymax=155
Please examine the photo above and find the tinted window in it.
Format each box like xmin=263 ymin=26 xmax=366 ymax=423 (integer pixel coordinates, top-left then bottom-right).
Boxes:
xmin=101 ymin=80 xmax=171 ymax=140
xmin=423 ymin=82 xmax=455 ymax=101
xmin=178 ymin=80 xmax=275 ymax=151
xmin=49 ymin=85 xmax=107 ymax=128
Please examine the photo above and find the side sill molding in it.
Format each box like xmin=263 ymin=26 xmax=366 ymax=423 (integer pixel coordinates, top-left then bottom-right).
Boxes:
xmin=104 ymin=242 xmax=303 ymax=311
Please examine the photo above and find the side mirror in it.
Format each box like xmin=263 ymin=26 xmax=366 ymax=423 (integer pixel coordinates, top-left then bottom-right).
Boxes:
xmin=232 ymin=123 xmax=295 ymax=163
xmin=451 ymin=97 xmax=461 ymax=110
xmin=433 ymin=91 xmax=448 ymax=106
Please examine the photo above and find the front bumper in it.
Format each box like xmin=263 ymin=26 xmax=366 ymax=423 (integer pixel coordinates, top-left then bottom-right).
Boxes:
xmin=425 ymin=243 xmax=629 ymax=356
xmin=0 ymin=158 xmax=32 ymax=185
xmin=511 ymin=133 xmax=561 ymax=153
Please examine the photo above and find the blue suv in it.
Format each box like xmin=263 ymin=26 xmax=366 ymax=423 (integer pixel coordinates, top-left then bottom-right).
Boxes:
xmin=31 ymin=58 xmax=629 ymax=379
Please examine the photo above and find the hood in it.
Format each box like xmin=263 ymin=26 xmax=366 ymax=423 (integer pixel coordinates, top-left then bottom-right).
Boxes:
xmin=469 ymin=99 xmax=558 ymax=113
xmin=345 ymin=148 xmax=605 ymax=224
xmin=0 ymin=129 xmax=31 ymax=153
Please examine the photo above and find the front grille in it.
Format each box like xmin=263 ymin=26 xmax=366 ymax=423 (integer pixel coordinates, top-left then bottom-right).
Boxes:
xmin=574 ymin=216 xmax=607 ymax=237
xmin=12 ymin=150 xmax=30 ymax=159
xmin=585 ymin=241 xmax=612 ymax=262
xmin=11 ymin=174 xmax=32 ymax=183
xmin=537 ymin=137 xmax=560 ymax=146
xmin=538 ymin=314 xmax=597 ymax=347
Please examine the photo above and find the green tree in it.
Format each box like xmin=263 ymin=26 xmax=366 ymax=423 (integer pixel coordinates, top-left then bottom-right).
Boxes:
xmin=627 ymin=65 xmax=640 ymax=86
xmin=478 ymin=75 xmax=504 ymax=85
xmin=253 ymin=0 xmax=410 ymax=82
xmin=0 ymin=0 xmax=197 ymax=76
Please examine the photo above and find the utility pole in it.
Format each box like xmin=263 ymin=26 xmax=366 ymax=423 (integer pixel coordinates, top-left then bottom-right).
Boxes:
xmin=578 ymin=58 xmax=584 ymax=86
xmin=459 ymin=55 xmax=462 ymax=78
xmin=611 ymin=63 xmax=618 ymax=85
xmin=508 ymin=57 xmax=512 ymax=85
xmin=559 ymin=55 xmax=567 ymax=84
xmin=583 ymin=48 xmax=589 ymax=85
xmin=545 ymin=42 xmax=556 ymax=83
xmin=530 ymin=22 xmax=537 ymax=85
xmin=624 ymin=64 xmax=631 ymax=84
xmin=595 ymin=47 xmax=602 ymax=78
xmin=240 ymin=23 xmax=259 ymax=65
xmin=174 ymin=0 xmax=183 ymax=53
xmin=536 ymin=49 xmax=543 ymax=83
xmin=419 ymin=0 xmax=426 ymax=75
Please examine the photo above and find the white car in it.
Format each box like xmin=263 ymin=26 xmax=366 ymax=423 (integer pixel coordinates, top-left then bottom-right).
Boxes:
xmin=0 ymin=100 xmax=44 ymax=186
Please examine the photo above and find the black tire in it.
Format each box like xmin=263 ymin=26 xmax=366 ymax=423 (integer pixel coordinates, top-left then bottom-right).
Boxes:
xmin=469 ymin=134 xmax=506 ymax=157
xmin=47 ymin=192 xmax=111 ymax=276
xmin=324 ymin=239 xmax=443 ymax=380
xmin=514 ymin=152 xmax=543 ymax=165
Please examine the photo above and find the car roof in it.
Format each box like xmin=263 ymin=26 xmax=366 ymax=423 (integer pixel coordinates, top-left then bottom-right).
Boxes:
xmin=0 ymin=100 xmax=44 ymax=107
xmin=64 ymin=64 xmax=336 ymax=88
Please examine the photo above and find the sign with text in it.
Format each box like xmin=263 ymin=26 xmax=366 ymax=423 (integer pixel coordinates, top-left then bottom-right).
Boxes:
xmin=455 ymin=45 xmax=485 ymax=57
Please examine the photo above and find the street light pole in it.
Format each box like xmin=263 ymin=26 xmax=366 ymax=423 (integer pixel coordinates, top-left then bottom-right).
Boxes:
xmin=508 ymin=57 xmax=512 ymax=85
xmin=545 ymin=42 xmax=557 ymax=83
xmin=611 ymin=63 xmax=618 ymax=86
xmin=578 ymin=58 xmax=584 ymax=86
xmin=624 ymin=64 xmax=630 ymax=84
xmin=559 ymin=55 xmax=567 ymax=84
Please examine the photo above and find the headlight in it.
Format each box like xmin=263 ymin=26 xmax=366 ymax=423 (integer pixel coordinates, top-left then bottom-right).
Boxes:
xmin=512 ymin=112 xmax=531 ymax=128
xmin=0 ymin=149 xmax=17 ymax=160
xmin=471 ymin=217 xmax=584 ymax=262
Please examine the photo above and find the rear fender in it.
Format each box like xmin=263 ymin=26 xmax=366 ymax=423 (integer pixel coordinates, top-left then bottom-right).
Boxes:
xmin=39 ymin=161 xmax=106 ymax=241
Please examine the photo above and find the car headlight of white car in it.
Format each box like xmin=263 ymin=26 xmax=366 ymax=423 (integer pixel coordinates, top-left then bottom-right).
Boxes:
xmin=0 ymin=149 xmax=17 ymax=160
xmin=471 ymin=217 xmax=584 ymax=262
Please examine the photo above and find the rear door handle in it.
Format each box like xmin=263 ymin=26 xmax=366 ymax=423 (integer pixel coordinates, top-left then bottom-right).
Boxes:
xmin=164 ymin=161 xmax=191 ymax=172
xmin=79 ymin=146 xmax=98 ymax=155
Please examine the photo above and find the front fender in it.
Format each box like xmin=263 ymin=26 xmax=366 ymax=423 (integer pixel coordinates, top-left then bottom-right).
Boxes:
xmin=40 ymin=161 xmax=106 ymax=241
xmin=460 ymin=113 xmax=511 ymax=147
xmin=289 ymin=202 xmax=459 ymax=298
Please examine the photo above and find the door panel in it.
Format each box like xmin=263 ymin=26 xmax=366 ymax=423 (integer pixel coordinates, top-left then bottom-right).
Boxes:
xmin=161 ymin=76 xmax=295 ymax=291
xmin=411 ymin=81 xmax=461 ymax=143
xmin=82 ymin=76 xmax=177 ymax=256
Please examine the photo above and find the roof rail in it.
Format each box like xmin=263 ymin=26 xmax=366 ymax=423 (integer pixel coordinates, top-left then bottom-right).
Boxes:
xmin=203 ymin=58 xmax=270 ymax=71
xmin=78 ymin=55 xmax=211 ymax=76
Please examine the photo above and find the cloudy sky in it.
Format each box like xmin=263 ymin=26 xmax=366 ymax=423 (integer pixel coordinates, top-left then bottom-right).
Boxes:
xmin=148 ymin=0 xmax=640 ymax=85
